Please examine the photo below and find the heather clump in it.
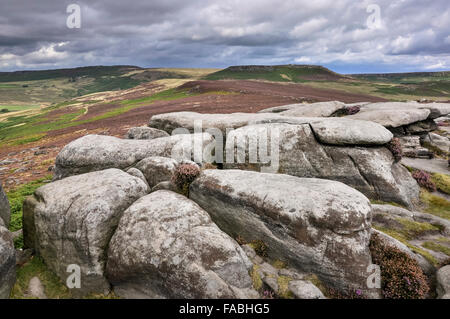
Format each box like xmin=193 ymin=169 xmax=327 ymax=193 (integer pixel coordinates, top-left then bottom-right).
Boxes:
xmin=171 ymin=163 xmax=201 ymax=196
xmin=412 ymin=170 xmax=436 ymax=192
xmin=387 ymin=137 xmax=403 ymax=162
xmin=369 ymin=233 xmax=430 ymax=299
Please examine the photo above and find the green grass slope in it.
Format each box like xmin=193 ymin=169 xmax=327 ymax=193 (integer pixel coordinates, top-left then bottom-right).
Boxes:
xmin=0 ymin=66 xmax=191 ymax=105
xmin=350 ymin=72 xmax=450 ymax=98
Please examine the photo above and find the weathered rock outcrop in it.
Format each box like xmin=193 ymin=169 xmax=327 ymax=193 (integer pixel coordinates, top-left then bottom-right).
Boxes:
xmin=399 ymin=136 xmax=433 ymax=158
xmin=24 ymin=169 xmax=149 ymax=296
xmin=254 ymin=117 xmax=393 ymax=145
xmin=149 ymin=111 xmax=285 ymax=134
xmin=107 ymin=190 xmax=257 ymax=299
xmin=257 ymin=103 xmax=306 ymax=113
xmin=125 ymin=126 xmax=170 ymax=140
xmin=0 ymin=182 xmax=10 ymax=227
xmin=0 ymin=219 xmax=16 ymax=299
xmin=224 ymin=123 xmax=418 ymax=207
xmin=189 ymin=169 xmax=378 ymax=297
xmin=417 ymin=103 xmax=450 ymax=120
xmin=149 ymin=111 xmax=393 ymax=146
xmin=54 ymin=133 xmax=214 ymax=179
xmin=347 ymin=102 xmax=431 ymax=128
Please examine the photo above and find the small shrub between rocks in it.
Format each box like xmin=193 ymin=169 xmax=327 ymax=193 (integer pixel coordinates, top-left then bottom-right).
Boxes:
xmin=326 ymin=287 xmax=367 ymax=299
xmin=387 ymin=137 xmax=403 ymax=162
xmin=249 ymin=239 xmax=268 ymax=257
xmin=171 ymin=163 xmax=200 ymax=196
xmin=369 ymin=233 xmax=430 ymax=299
xmin=412 ymin=170 xmax=436 ymax=192
xmin=345 ymin=105 xmax=361 ymax=115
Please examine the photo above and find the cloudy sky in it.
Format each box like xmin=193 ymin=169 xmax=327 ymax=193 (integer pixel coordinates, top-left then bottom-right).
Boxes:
xmin=0 ymin=0 xmax=449 ymax=73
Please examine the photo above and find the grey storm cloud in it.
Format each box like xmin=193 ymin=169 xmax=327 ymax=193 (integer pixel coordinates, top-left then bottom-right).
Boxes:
xmin=0 ymin=0 xmax=449 ymax=72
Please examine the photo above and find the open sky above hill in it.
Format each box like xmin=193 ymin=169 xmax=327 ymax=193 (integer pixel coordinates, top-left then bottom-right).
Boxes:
xmin=0 ymin=0 xmax=449 ymax=73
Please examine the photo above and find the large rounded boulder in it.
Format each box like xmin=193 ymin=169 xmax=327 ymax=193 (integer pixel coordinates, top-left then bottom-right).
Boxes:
xmin=106 ymin=190 xmax=257 ymax=299
xmin=189 ymin=169 xmax=379 ymax=297
xmin=54 ymin=133 xmax=214 ymax=179
xmin=24 ymin=168 xmax=149 ymax=296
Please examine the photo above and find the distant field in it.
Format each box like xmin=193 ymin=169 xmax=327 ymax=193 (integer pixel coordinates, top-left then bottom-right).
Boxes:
xmin=349 ymin=72 xmax=450 ymax=99
xmin=0 ymin=105 xmax=40 ymax=112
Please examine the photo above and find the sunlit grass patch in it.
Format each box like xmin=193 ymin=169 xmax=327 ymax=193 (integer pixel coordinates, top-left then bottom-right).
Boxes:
xmin=11 ymin=256 xmax=71 ymax=299
xmin=420 ymin=190 xmax=450 ymax=220
xmin=431 ymin=173 xmax=450 ymax=195
xmin=422 ymin=241 xmax=450 ymax=257
xmin=7 ymin=176 xmax=52 ymax=241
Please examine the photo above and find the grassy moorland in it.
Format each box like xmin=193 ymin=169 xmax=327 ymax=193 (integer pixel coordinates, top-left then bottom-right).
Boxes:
xmin=0 ymin=67 xmax=220 ymax=147
xmin=205 ymin=65 xmax=450 ymax=101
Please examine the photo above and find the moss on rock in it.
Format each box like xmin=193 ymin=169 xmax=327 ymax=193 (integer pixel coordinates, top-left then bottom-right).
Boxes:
xmin=420 ymin=190 xmax=450 ymax=220
xmin=431 ymin=173 xmax=450 ymax=195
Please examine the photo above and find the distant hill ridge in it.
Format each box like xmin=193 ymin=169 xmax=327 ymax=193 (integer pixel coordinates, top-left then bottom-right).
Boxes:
xmin=204 ymin=64 xmax=346 ymax=82
xmin=0 ymin=65 xmax=141 ymax=82
xmin=351 ymin=71 xmax=450 ymax=78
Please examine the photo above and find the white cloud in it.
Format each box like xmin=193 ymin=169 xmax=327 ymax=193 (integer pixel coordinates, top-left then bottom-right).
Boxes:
xmin=290 ymin=18 xmax=328 ymax=39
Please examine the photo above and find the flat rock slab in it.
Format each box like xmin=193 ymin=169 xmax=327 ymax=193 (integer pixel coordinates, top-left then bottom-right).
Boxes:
xmin=401 ymin=157 xmax=449 ymax=175
xmin=347 ymin=102 xmax=431 ymax=128
xmin=107 ymin=190 xmax=257 ymax=299
xmin=257 ymin=103 xmax=307 ymax=113
xmin=417 ymin=103 xmax=450 ymax=119
xmin=27 ymin=168 xmax=149 ymax=296
xmin=149 ymin=111 xmax=285 ymax=134
xmin=0 ymin=221 xmax=16 ymax=299
xmin=256 ymin=117 xmax=392 ymax=145
xmin=189 ymin=169 xmax=379 ymax=297
xmin=54 ymin=133 xmax=214 ymax=179
xmin=150 ymin=111 xmax=393 ymax=146
xmin=261 ymin=101 xmax=345 ymax=118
